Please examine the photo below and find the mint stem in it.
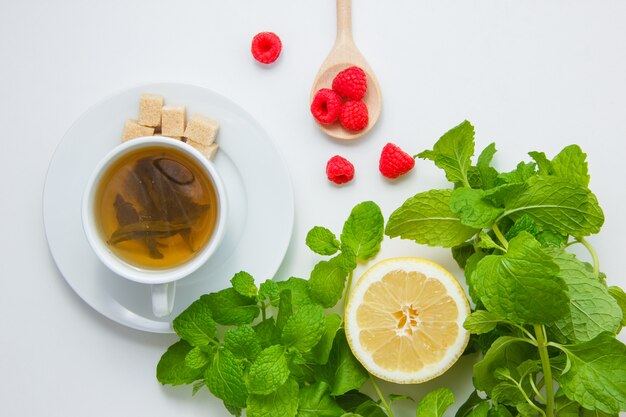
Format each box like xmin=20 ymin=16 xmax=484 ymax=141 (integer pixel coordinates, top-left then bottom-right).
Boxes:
xmin=343 ymin=271 xmax=354 ymax=311
xmin=576 ymin=236 xmax=600 ymax=278
xmin=492 ymin=223 xmax=509 ymax=251
xmin=369 ymin=375 xmax=394 ymax=417
xmin=534 ymin=324 xmax=554 ymax=417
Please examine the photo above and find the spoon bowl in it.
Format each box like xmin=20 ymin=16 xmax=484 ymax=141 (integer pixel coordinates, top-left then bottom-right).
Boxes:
xmin=310 ymin=0 xmax=382 ymax=140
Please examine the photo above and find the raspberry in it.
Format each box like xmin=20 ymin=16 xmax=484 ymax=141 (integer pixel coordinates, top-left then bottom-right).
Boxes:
xmin=332 ymin=66 xmax=367 ymax=100
xmin=326 ymin=155 xmax=355 ymax=184
xmin=251 ymin=32 xmax=282 ymax=64
xmin=379 ymin=143 xmax=415 ymax=179
xmin=339 ymin=100 xmax=368 ymax=131
xmin=310 ymin=89 xmax=342 ymax=124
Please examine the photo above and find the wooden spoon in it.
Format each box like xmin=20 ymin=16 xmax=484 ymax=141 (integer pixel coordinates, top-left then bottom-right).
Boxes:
xmin=310 ymin=0 xmax=382 ymax=140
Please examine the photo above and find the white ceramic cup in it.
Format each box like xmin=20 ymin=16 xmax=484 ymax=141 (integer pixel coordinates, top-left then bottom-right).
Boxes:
xmin=82 ymin=137 xmax=227 ymax=318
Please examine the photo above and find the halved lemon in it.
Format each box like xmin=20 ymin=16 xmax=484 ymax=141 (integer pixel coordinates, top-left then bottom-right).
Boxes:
xmin=344 ymin=257 xmax=470 ymax=384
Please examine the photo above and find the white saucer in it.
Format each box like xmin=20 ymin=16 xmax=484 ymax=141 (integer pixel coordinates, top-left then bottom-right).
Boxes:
xmin=43 ymin=83 xmax=294 ymax=333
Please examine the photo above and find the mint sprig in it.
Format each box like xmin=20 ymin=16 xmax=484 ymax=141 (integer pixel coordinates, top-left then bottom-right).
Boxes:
xmin=388 ymin=120 xmax=626 ymax=417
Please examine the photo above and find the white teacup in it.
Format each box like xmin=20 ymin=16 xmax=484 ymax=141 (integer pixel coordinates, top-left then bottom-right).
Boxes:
xmin=82 ymin=137 xmax=227 ymax=318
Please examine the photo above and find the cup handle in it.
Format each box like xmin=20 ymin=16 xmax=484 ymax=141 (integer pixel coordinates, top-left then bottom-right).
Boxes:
xmin=152 ymin=282 xmax=176 ymax=317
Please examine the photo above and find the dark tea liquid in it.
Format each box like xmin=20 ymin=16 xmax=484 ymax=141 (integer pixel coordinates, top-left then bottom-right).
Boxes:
xmin=94 ymin=146 xmax=218 ymax=269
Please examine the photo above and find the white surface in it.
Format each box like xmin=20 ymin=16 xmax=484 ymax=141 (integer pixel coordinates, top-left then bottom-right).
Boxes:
xmin=43 ymin=84 xmax=293 ymax=332
xmin=1 ymin=0 xmax=625 ymax=416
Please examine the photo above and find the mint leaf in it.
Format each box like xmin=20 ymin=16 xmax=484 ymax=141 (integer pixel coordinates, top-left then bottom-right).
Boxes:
xmin=415 ymin=387 xmax=455 ymax=417
xmin=322 ymin=330 xmax=368 ymax=396
xmin=551 ymin=144 xmax=590 ymax=187
xmin=466 ymin=402 xmax=489 ymax=417
xmin=231 ymin=271 xmax=258 ymax=298
xmin=455 ymin=391 xmax=484 ymax=417
xmin=311 ymin=313 xmax=342 ymax=365
xmin=476 ymin=231 xmax=504 ymax=251
xmin=497 ymin=162 xmax=536 ymax=184
xmin=275 ymin=290 xmax=293 ymax=333
xmin=157 ymin=340 xmax=205 ymax=385
xmin=548 ymin=250 xmax=622 ymax=343
xmin=205 ymin=348 xmax=248 ymax=408
xmin=259 ymin=279 xmax=281 ymax=307
xmin=340 ymin=201 xmax=384 ymax=261
xmin=504 ymin=214 xmax=539 ymax=241
xmin=418 ymin=120 xmax=475 ymax=185
xmin=473 ymin=336 xmax=537 ymax=395
xmin=309 ymin=255 xmax=350 ymax=308
xmin=297 ymin=381 xmax=344 ymax=417
xmin=477 ymin=142 xmax=498 ymax=189
xmin=608 ymin=286 xmax=626 ymax=326
xmin=386 ymin=189 xmax=479 ymax=248
xmin=254 ymin=318 xmax=279 ymax=348
xmin=248 ymin=345 xmax=290 ymax=395
xmin=502 ymin=176 xmax=604 ymax=236
xmin=335 ymin=390 xmax=374 ymax=413
xmin=558 ymin=333 xmax=626 ymax=413
xmin=474 ymin=232 xmax=569 ymax=324
xmin=354 ymin=401 xmax=388 ymax=417
xmin=224 ymin=325 xmax=262 ymax=362
xmin=464 ymin=310 xmax=504 ymax=334
xmin=452 ymin=241 xmax=476 ymax=269
xmin=277 ymin=277 xmax=314 ymax=309
xmin=282 ymin=304 xmax=326 ymax=352
xmin=172 ymin=298 xmax=216 ymax=346
xmin=449 ymin=188 xmax=504 ymax=228
xmin=528 ymin=151 xmax=552 ymax=176
xmin=247 ymin=378 xmax=299 ymax=417
xmin=389 ymin=394 xmax=414 ymax=404
xmin=306 ymin=226 xmax=341 ymax=256
xmin=185 ymin=346 xmax=213 ymax=369
xmin=202 ymin=289 xmax=260 ymax=325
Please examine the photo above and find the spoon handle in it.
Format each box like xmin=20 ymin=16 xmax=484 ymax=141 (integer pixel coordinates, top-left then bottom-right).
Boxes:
xmin=336 ymin=0 xmax=353 ymax=44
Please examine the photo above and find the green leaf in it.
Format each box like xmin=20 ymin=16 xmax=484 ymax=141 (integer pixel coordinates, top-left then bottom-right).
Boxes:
xmin=224 ymin=325 xmax=262 ymax=362
xmin=418 ymin=120 xmax=475 ymax=185
xmin=297 ymin=381 xmax=344 ymax=417
xmin=247 ymin=378 xmax=299 ymax=417
xmin=335 ymin=390 xmax=374 ymax=413
xmin=248 ymin=345 xmax=290 ymax=395
xmin=185 ymin=346 xmax=213 ymax=369
xmin=311 ymin=313 xmax=343 ymax=365
xmin=536 ymin=230 xmax=568 ymax=248
xmin=202 ymin=289 xmax=260 ymax=326
xmin=455 ymin=391 xmax=483 ymax=417
xmin=450 ymin=188 xmax=504 ymax=228
xmin=277 ymin=277 xmax=314 ymax=309
xmin=354 ymin=401 xmax=388 ymax=417
xmin=307 ymin=226 xmax=341 ymax=256
xmin=464 ymin=252 xmax=487 ymax=305
xmin=309 ymin=255 xmax=350 ymax=308
xmin=466 ymin=402 xmax=490 ymax=417
xmin=497 ymin=162 xmax=536 ymax=185
xmin=389 ymin=394 xmax=414 ymax=404
xmin=502 ymin=176 xmax=604 ymax=236
xmin=452 ymin=241 xmax=476 ymax=269
xmin=488 ymin=404 xmax=514 ymax=417
xmin=156 ymin=340 xmax=205 ymax=385
xmin=282 ymin=304 xmax=326 ymax=352
xmin=205 ymin=348 xmax=248 ymax=408
xmin=386 ymin=189 xmax=479 ymax=248
xmin=415 ymin=387 xmax=455 ymax=417
xmin=322 ymin=330 xmax=368 ymax=396
xmin=558 ymin=332 xmax=626 ymax=414
xmin=504 ymin=215 xmax=539 ymax=241
xmin=548 ymin=250 xmax=622 ymax=343
xmin=528 ymin=151 xmax=552 ymax=176
xmin=172 ymin=298 xmax=217 ymax=346
xmin=275 ymin=290 xmax=294 ymax=333
xmin=608 ymin=286 xmax=626 ymax=327
xmin=231 ymin=271 xmax=258 ymax=298
xmin=477 ymin=231 xmax=503 ymax=251
xmin=254 ymin=318 xmax=279 ymax=348
xmin=551 ymin=144 xmax=590 ymax=187
xmin=580 ymin=408 xmax=619 ymax=417
xmin=473 ymin=232 xmax=569 ymax=324
xmin=477 ymin=142 xmax=499 ymax=189
xmin=473 ymin=336 xmax=537 ymax=395
xmin=464 ymin=310 xmax=504 ymax=334
xmin=259 ymin=280 xmax=281 ymax=306
xmin=340 ymin=201 xmax=384 ymax=261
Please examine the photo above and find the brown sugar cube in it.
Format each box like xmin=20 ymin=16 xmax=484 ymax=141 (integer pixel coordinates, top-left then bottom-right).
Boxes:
xmin=161 ymin=105 xmax=186 ymax=137
xmin=122 ymin=119 xmax=155 ymax=142
xmin=138 ymin=94 xmax=164 ymax=128
xmin=183 ymin=114 xmax=219 ymax=145
xmin=188 ymin=141 xmax=219 ymax=160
